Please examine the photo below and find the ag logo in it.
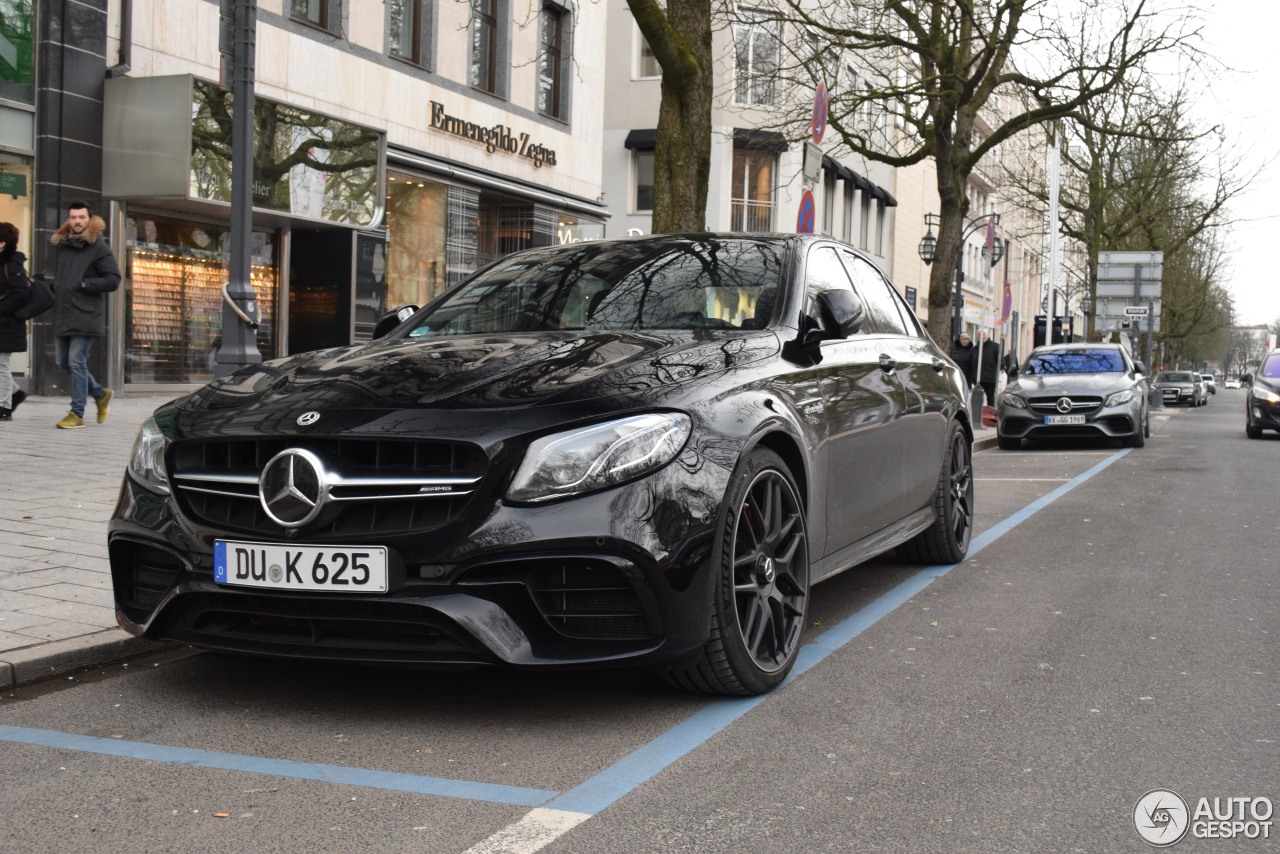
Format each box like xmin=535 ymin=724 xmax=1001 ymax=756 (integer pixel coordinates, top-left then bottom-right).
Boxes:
xmin=1134 ymin=789 xmax=1190 ymax=846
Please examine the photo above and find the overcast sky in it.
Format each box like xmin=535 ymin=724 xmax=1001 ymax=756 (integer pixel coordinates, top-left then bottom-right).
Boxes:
xmin=1197 ymin=0 xmax=1279 ymax=328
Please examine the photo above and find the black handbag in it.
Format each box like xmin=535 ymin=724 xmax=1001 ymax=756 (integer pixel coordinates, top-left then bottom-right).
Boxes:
xmin=7 ymin=267 xmax=54 ymax=321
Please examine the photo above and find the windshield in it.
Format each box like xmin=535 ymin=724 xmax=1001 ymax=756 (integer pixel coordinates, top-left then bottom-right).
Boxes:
xmin=1261 ymin=355 xmax=1280 ymax=379
xmin=1022 ymin=349 xmax=1127 ymax=375
xmin=1156 ymin=372 xmax=1194 ymax=383
xmin=403 ymin=237 xmax=785 ymax=338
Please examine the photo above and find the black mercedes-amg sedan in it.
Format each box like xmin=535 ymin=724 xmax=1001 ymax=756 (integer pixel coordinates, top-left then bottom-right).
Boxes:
xmin=110 ymin=234 xmax=973 ymax=695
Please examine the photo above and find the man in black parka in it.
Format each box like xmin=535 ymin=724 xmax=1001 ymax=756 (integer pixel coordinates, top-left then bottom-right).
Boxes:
xmin=49 ymin=201 xmax=120 ymax=429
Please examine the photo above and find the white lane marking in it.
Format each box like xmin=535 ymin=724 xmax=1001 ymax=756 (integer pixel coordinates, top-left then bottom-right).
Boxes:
xmin=976 ymin=477 xmax=1071 ymax=482
xmin=463 ymin=808 xmax=592 ymax=854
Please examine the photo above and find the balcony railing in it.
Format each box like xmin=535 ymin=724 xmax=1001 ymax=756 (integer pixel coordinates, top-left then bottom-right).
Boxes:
xmin=730 ymin=200 xmax=774 ymax=233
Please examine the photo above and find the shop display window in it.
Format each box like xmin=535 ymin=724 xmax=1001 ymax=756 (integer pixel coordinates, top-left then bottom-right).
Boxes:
xmin=386 ymin=172 xmax=448 ymax=308
xmin=125 ymin=215 xmax=276 ymax=384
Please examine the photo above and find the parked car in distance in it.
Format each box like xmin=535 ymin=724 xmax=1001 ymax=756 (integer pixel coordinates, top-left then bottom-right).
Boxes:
xmin=1153 ymin=371 xmax=1205 ymax=407
xmin=1201 ymin=374 xmax=1217 ymax=394
xmin=108 ymin=233 xmax=975 ymax=696
xmin=1246 ymin=350 xmax=1280 ymax=438
xmin=996 ymin=343 xmax=1149 ymax=450
xmin=1225 ymin=378 xmax=1241 ymax=389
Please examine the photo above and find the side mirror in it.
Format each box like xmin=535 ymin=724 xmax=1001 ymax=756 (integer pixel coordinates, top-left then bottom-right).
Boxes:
xmin=374 ymin=305 xmax=419 ymax=340
xmin=1134 ymin=361 xmax=1146 ymax=375
xmin=808 ymin=289 xmax=865 ymax=343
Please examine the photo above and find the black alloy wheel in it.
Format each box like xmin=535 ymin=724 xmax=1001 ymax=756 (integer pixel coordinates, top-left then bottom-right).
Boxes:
xmin=900 ymin=420 xmax=973 ymax=565
xmin=665 ymin=448 xmax=809 ymax=696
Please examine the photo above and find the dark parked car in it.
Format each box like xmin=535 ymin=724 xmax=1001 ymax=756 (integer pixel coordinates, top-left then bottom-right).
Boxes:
xmin=110 ymin=234 xmax=974 ymax=695
xmin=1153 ymin=371 xmax=1205 ymax=407
xmin=1246 ymin=349 xmax=1280 ymax=438
xmin=996 ymin=343 xmax=1149 ymax=449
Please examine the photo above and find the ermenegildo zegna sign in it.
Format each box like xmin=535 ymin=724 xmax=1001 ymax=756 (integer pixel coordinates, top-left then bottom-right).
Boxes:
xmin=429 ymin=101 xmax=558 ymax=168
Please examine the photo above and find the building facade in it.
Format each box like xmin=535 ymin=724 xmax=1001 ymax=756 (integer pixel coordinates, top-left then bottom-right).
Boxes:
xmin=16 ymin=0 xmax=608 ymax=393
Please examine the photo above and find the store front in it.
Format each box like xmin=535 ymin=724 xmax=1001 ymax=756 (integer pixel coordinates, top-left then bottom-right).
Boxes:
xmin=103 ymin=75 xmax=384 ymax=389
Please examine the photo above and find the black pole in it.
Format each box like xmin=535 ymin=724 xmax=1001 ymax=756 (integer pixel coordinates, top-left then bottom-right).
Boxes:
xmin=215 ymin=0 xmax=262 ymax=376
xmin=952 ymin=262 xmax=964 ymax=341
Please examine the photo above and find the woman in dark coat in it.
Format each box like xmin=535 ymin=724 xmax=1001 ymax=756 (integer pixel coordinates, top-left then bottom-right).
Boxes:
xmin=0 ymin=222 xmax=32 ymax=421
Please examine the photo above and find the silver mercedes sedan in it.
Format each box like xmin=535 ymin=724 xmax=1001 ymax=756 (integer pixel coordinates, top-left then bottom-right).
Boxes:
xmin=996 ymin=343 xmax=1149 ymax=450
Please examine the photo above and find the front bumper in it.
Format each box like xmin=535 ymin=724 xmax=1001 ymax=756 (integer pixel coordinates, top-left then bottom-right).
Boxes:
xmin=1157 ymin=387 xmax=1197 ymax=405
xmin=997 ymin=401 xmax=1142 ymax=441
xmin=109 ymin=454 xmax=731 ymax=669
xmin=1247 ymin=395 xmax=1280 ymax=431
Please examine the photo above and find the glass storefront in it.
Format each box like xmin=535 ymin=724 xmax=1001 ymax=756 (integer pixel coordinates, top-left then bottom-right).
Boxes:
xmin=385 ymin=172 xmax=449 ymax=308
xmin=124 ymin=214 xmax=276 ymax=384
xmin=0 ymin=154 xmax=32 ymax=376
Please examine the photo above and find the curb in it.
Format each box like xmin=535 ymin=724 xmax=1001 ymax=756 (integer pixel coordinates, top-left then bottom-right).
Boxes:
xmin=0 ymin=630 xmax=177 ymax=691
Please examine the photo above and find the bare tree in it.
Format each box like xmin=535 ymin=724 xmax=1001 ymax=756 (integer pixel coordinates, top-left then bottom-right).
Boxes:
xmin=626 ymin=0 xmax=715 ymax=233
xmin=739 ymin=0 xmax=1202 ymax=346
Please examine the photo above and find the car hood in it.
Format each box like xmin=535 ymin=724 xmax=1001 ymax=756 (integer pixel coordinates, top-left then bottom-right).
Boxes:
xmin=173 ymin=329 xmax=779 ymax=423
xmin=1007 ymin=373 xmax=1134 ymax=396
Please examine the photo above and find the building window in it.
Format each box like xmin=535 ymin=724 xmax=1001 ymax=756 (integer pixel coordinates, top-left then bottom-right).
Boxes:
xmin=634 ymin=151 xmax=655 ymax=212
xmin=537 ymin=4 xmax=567 ymax=119
xmin=859 ymin=193 xmax=871 ymax=249
xmin=636 ymin=30 xmax=661 ymax=78
xmin=730 ymin=149 xmax=775 ymax=232
xmin=469 ymin=0 xmax=500 ymax=94
xmin=733 ymin=10 xmax=780 ymax=106
xmin=291 ymin=0 xmax=335 ymax=31
xmin=389 ymin=0 xmax=428 ymax=65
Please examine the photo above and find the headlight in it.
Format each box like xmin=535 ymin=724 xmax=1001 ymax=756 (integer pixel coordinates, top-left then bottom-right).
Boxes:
xmin=1105 ymin=389 xmax=1135 ymax=406
xmin=1254 ymin=386 xmax=1280 ymax=404
xmin=1002 ymin=394 xmax=1027 ymax=410
xmin=507 ymin=413 xmax=691 ymax=503
xmin=128 ymin=416 xmax=170 ymax=494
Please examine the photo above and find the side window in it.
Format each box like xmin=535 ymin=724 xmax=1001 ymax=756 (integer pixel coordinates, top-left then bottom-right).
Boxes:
xmin=840 ymin=251 xmax=908 ymax=335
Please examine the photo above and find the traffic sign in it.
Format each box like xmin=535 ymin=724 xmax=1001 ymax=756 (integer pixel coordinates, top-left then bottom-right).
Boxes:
xmin=796 ymin=190 xmax=815 ymax=233
xmin=1001 ymin=283 xmax=1013 ymax=324
xmin=1123 ymin=306 xmax=1149 ymax=317
xmin=812 ymin=82 xmax=828 ymax=144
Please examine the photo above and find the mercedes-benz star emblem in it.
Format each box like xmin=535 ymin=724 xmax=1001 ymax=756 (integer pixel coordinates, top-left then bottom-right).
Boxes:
xmin=296 ymin=411 xmax=321 ymax=426
xmin=1056 ymin=397 xmax=1073 ymax=413
xmin=259 ymin=448 xmax=328 ymax=528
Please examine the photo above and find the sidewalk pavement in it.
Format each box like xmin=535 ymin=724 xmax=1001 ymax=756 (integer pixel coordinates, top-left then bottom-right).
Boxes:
xmin=0 ymin=390 xmax=182 ymax=690
xmin=0 ymin=388 xmax=998 ymax=691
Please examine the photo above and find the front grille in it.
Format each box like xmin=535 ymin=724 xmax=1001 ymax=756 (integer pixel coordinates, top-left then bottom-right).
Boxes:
xmin=111 ymin=539 xmax=187 ymax=616
xmin=527 ymin=560 xmax=653 ymax=640
xmin=1029 ymin=395 xmax=1103 ymax=415
xmin=169 ymin=437 xmax=488 ymax=537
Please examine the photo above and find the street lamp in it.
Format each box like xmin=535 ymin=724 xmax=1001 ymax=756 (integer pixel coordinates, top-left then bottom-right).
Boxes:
xmin=919 ymin=212 xmax=1004 ymax=340
xmin=1081 ymin=295 xmax=1093 ymax=342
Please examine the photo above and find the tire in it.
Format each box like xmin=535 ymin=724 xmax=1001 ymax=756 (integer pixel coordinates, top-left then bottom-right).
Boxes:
xmin=997 ymin=432 xmax=1020 ymax=450
xmin=1247 ymin=422 xmax=1263 ymax=439
xmin=899 ymin=420 xmax=973 ymax=565
xmin=1123 ymin=426 xmax=1145 ymax=448
xmin=664 ymin=448 xmax=810 ymax=696
xmin=1144 ymin=409 xmax=1151 ymax=438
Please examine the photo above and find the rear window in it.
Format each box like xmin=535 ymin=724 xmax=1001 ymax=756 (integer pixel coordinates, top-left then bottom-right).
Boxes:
xmin=1023 ymin=349 xmax=1126 ymax=375
xmin=1156 ymin=372 xmax=1194 ymax=383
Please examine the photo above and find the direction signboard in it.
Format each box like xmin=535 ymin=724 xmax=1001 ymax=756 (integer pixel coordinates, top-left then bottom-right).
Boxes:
xmin=1123 ymin=306 xmax=1149 ymax=317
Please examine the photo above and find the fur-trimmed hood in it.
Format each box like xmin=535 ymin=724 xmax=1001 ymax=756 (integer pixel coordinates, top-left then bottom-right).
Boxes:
xmin=51 ymin=215 xmax=107 ymax=246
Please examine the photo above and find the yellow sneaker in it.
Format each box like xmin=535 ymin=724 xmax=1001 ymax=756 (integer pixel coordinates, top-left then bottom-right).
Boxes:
xmin=56 ymin=411 xmax=85 ymax=429
xmin=96 ymin=388 xmax=113 ymax=424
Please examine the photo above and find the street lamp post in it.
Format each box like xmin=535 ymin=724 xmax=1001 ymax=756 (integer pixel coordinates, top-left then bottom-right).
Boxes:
xmin=918 ymin=213 xmax=1004 ymax=341
xmin=1081 ymin=295 xmax=1093 ymax=342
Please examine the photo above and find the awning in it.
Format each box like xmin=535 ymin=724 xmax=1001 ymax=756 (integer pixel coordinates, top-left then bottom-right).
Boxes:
xmin=820 ymin=155 xmax=898 ymax=208
xmin=623 ymin=129 xmax=658 ymax=151
xmin=732 ymin=128 xmax=788 ymax=152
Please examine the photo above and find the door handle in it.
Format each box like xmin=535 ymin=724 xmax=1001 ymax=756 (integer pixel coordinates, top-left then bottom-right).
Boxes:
xmin=932 ymin=357 xmax=946 ymax=373
xmin=879 ymin=354 xmax=897 ymax=373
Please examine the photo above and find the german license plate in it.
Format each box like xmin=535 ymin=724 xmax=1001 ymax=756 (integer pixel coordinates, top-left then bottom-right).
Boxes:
xmin=1045 ymin=415 xmax=1086 ymax=425
xmin=214 ymin=541 xmax=388 ymax=593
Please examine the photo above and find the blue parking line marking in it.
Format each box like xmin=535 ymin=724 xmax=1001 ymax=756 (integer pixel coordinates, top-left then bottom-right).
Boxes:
xmin=1 ymin=448 xmax=1132 ymax=818
xmin=546 ymin=447 xmax=1132 ymax=816
xmin=0 ymin=725 xmax=557 ymax=807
